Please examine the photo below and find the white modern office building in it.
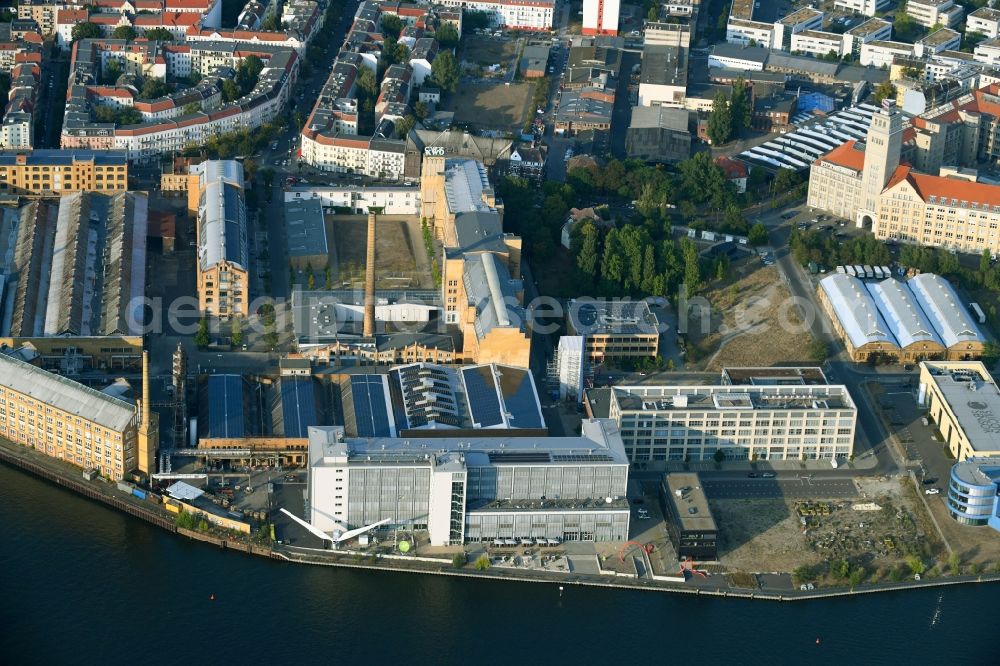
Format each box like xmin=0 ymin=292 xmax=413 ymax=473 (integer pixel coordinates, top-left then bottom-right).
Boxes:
xmin=308 ymin=420 xmax=630 ymax=546
xmin=586 ymin=370 xmax=857 ymax=463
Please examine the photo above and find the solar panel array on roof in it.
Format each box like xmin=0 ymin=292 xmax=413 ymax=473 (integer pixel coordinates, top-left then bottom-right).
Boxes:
xmin=280 ymin=377 xmax=318 ymax=438
xmin=462 ymin=366 xmax=503 ymax=427
xmin=206 ymin=374 xmax=245 ymax=438
xmin=550 ymin=454 xmax=615 ymax=462
xmin=487 ymin=452 xmax=552 ymax=463
xmin=351 ymin=375 xmax=393 ymax=438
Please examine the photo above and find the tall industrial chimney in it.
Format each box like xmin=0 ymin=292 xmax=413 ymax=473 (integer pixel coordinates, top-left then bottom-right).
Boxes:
xmin=137 ymin=349 xmax=158 ymax=476
xmin=142 ymin=350 xmax=151 ymax=427
xmin=363 ymin=211 xmax=376 ymax=337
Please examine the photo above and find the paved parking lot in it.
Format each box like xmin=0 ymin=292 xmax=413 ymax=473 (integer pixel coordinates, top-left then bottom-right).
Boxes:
xmin=703 ymin=478 xmax=858 ymax=499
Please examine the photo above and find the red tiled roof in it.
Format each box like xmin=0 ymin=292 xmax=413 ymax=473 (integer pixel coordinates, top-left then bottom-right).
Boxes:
xmin=714 ymin=155 xmax=748 ymax=179
xmin=816 ymin=139 xmax=865 ymax=172
xmin=906 ymin=169 xmax=1000 ymax=207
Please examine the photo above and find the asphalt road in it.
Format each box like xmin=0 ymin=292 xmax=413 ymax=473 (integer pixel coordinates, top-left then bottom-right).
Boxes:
xmin=703 ymin=478 xmax=858 ymax=499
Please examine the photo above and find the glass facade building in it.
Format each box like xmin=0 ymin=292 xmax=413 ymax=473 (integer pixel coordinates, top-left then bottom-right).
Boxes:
xmin=946 ymin=457 xmax=1000 ymax=530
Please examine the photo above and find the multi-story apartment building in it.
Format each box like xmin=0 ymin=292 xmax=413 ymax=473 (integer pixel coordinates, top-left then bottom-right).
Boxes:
xmin=284 ymin=184 xmax=421 ymax=215
xmin=791 ymin=30 xmax=847 ymax=59
xmin=583 ymin=0 xmax=619 ymax=36
xmin=906 ymin=0 xmax=964 ymax=29
xmin=60 ymin=38 xmax=298 ymax=160
xmin=843 ymin=18 xmax=892 ymax=56
xmin=860 ymin=40 xmax=915 ymax=68
xmin=967 ymin=7 xmax=1000 ymax=39
xmin=586 ymin=371 xmax=857 ymax=464
xmin=914 ymin=28 xmax=961 ymax=58
xmin=435 ymin=0 xmax=554 ymax=31
xmin=191 ymin=160 xmax=249 ymax=319
xmin=0 ymin=352 xmax=158 ymax=481
xmin=772 ymin=7 xmax=824 ymax=50
xmin=17 ymin=0 xmax=58 ymax=36
xmin=0 ymin=150 xmax=127 ymax=196
xmin=308 ymin=420 xmax=629 ymax=546
xmin=834 ymin=0 xmax=889 ymax=18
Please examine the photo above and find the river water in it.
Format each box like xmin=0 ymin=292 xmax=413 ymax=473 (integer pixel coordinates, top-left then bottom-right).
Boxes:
xmin=0 ymin=463 xmax=992 ymax=664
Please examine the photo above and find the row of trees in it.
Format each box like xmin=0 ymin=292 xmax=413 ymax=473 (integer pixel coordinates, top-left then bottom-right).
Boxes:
xmin=790 ymin=228 xmax=893 ymax=268
xmin=573 ymin=223 xmax=705 ymax=298
xmin=72 ymin=23 xmax=175 ymax=43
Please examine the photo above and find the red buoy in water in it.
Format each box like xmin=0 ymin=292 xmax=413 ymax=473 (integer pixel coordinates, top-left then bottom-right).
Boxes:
xmin=816 ymin=638 xmax=821 ymax=645
xmin=209 ymin=594 xmax=216 ymax=601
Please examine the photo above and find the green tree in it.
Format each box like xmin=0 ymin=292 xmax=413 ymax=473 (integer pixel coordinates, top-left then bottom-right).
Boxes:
xmin=356 ymin=67 xmax=378 ymax=98
xmin=713 ymin=449 xmax=725 ymax=464
xmin=982 ymin=341 xmax=1000 ymax=367
xmin=980 ymin=249 xmax=992 ymax=276
xmin=194 ymin=318 xmax=210 ymax=347
xmin=230 ymin=317 xmax=243 ymax=347
xmin=892 ymin=12 xmax=921 ymax=42
xmin=773 ymin=168 xmax=802 ymax=194
xmin=832 ymin=559 xmax=851 ymax=579
xmin=188 ymin=71 xmax=203 ymax=86
xmin=707 ymin=91 xmax=732 ymax=145
xmin=682 ymin=237 xmax=701 ymax=296
xmin=182 ymin=101 xmax=201 ymax=114
xmin=435 ymin=22 xmax=460 ymax=48
xmin=117 ymin=107 xmax=142 ymax=125
xmin=101 ymin=59 xmax=122 ymax=85
xmin=730 ymin=77 xmax=752 ymax=135
xmin=874 ymin=81 xmax=897 ymax=104
xmin=748 ymin=222 xmax=768 ymax=246
xmin=452 ymin=552 xmax=467 ymax=568
xmin=414 ymin=100 xmax=429 ymax=119
xmin=381 ymin=14 xmax=403 ymax=39
xmin=463 ymin=11 xmax=491 ymax=32
xmin=221 ymin=78 xmax=241 ymax=102
xmin=112 ymin=25 xmax=137 ymax=41
xmin=395 ymin=114 xmax=416 ymax=138
xmin=808 ymin=338 xmax=829 ymax=362
xmin=576 ymin=222 xmax=600 ymax=283
xmin=474 ymin=554 xmax=490 ymax=570
xmin=261 ymin=15 xmax=280 ymax=31
xmin=906 ymin=555 xmax=926 ymax=576
xmin=72 ymin=22 xmax=103 ymax=42
xmin=647 ymin=5 xmax=659 ymax=21
xmin=144 ymin=27 xmax=174 ymax=41
xmin=139 ymin=78 xmax=172 ymax=99
xmin=431 ymin=50 xmax=460 ymax=92
xmin=947 ymin=552 xmax=961 ymax=576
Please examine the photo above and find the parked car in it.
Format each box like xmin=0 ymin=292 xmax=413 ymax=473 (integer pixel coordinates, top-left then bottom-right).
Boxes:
xmin=922 ymin=478 xmax=937 ymax=485
xmin=761 ymin=472 xmax=776 ymax=478
xmin=925 ymin=488 xmax=940 ymax=495
xmin=747 ymin=472 xmax=758 ymax=478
